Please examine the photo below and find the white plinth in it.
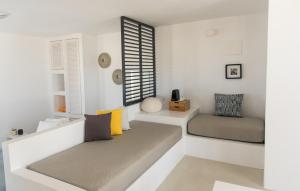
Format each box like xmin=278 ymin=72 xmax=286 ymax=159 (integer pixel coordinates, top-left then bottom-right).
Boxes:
xmin=134 ymin=106 xmax=199 ymax=126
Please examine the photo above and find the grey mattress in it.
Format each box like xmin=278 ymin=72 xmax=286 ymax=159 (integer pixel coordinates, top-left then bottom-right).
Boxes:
xmin=187 ymin=114 xmax=264 ymax=143
xmin=28 ymin=121 xmax=182 ymax=191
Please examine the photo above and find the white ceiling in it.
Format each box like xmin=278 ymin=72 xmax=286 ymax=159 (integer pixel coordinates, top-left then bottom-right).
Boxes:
xmin=0 ymin=0 xmax=268 ymax=36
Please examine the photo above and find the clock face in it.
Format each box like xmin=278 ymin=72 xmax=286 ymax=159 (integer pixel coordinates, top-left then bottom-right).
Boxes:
xmin=98 ymin=53 xmax=111 ymax=68
xmin=112 ymin=69 xmax=123 ymax=85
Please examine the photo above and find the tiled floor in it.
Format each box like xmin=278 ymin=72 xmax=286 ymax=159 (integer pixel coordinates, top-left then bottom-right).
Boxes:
xmin=0 ymin=155 xmax=264 ymax=191
xmin=158 ymin=156 xmax=264 ymax=191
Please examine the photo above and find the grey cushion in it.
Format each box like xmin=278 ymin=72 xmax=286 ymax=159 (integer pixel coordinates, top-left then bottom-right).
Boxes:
xmin=215 ymin=94 xmax=244 ymax=117
xmin=188 ymin=114 xmax=264 ymax=143
xmin=84 ymin=113 xmax=112 ymax=142
xmin=28 ymin=121 xmax=182 ymax=191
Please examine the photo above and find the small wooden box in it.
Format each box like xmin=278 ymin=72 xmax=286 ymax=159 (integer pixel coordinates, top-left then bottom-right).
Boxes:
xmin=169 ymin=100 xmax=190 ymax=112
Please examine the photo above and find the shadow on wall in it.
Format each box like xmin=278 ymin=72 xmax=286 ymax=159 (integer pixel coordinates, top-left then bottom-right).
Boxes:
xmin=0 ymin=150 xmax=5 ymax=191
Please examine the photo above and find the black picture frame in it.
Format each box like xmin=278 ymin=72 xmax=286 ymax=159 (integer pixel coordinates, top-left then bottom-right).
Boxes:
xmin=225 ymin=64 xmax=242 ymax=79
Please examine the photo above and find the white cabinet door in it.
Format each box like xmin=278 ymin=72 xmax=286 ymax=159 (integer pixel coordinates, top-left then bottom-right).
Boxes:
xmin=50 ymin=41 xmax=64 ymax=70
xmin=65 ymin=38 xmax=83 ymax=115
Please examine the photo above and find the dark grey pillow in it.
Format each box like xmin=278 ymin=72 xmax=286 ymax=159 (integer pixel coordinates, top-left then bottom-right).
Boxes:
xmin=84 ymin=113 xmax=112 ymax=142
xmin=215 ymin=94 xmax=244 ymax=117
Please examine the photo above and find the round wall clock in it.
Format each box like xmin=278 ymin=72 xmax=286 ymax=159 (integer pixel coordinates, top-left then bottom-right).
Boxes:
xmin=112 ymin=69 xmax=123 ymax=85
xmin=98 ymin=52 xmax=111 ymax=68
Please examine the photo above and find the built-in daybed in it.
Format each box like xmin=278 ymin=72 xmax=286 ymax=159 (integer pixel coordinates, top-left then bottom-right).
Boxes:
xmin=184 ymin=113 xmax=265 ymax=169
xmin=2 ymin=119 xmax=184 ymax=191
xmin=188 ymin=114 xmax=265 ymax=143
xmin=134 ymin=107 xmax=265 ymax=169
xmin=28 ymin=121 xmax=181 ymax=191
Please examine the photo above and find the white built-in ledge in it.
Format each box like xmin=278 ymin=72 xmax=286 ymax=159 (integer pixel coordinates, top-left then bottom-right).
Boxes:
xmin=134 ymin=106 xmax=265 ymax=169
xmin=134 ymin=106 xmax=200 ymax=126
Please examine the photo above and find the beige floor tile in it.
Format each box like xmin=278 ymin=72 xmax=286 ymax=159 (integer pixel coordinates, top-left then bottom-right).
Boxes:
xmin=157 ymin=156 xmax=264 ymax=191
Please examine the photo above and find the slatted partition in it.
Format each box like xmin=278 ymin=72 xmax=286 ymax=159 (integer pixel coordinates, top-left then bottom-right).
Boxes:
xmin=121 ymin=16 xmax=156 ymax=106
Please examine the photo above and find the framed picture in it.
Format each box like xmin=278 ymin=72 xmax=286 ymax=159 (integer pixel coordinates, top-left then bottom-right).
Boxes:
xmin=225 ymin=64 xmax=242 ymax=79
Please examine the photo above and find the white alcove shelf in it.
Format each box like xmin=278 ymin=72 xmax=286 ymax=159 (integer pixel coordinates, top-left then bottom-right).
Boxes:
xmin=52 ymin=73 xmax=65 ymax=92
xmin=48 ymin=34 xmax=98 ymax=117
xmin=54 ymin=95 xmax=66 ymax=113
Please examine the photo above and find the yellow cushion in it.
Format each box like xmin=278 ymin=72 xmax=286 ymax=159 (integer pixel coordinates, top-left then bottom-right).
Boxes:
xmin=96 ymin=109 xmax=123 ymax=135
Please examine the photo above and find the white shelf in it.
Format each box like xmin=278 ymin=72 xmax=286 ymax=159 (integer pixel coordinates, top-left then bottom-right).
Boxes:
xmin=7 ymin=133 xmax=28 ymax=140
xmin=54 ymin=112 xmax=68 ymax=117
xmin=135 ymin=106 xmax=200 ymax=126
xmin=53 ymin=91 xmax=66 ymax=96
xmin=52 ymin=70 xmax=65 ymax=74
xmin=53 ymin=112 xmax=83 ymax=119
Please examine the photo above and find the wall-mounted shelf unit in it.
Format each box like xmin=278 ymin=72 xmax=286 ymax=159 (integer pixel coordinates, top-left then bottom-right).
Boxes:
xmin=48 ymin=34 xmax=98 ymax=117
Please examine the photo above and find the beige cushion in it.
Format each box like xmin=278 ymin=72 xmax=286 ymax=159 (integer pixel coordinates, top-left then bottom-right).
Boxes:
xmin=28 ymin=121 xmax=182 ymax=191
xmin=188 ymin=114 xmax=264 ymax=143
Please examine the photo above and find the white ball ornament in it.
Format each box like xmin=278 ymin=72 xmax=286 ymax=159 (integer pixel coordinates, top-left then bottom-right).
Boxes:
xmin=141 ymin=97 xmax=162 ymax=113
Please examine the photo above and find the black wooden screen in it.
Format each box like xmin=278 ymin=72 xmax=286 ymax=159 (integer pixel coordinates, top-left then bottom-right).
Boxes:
xmin=121 ymin=16 xmax=156 ymax=106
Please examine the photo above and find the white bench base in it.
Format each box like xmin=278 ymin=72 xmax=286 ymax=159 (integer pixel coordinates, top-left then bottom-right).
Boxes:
xmin=185 ymin=135 xmax=264 ymax=169
xmin=127 ymin=140 xmax=184 ymax=191
xmin=136 ymin=108 xmax=265 ymax=169
xmin=2 ymin=119 xmax=184 ymax=191
xmin=2 ymin=107 xmax=264 ymax=191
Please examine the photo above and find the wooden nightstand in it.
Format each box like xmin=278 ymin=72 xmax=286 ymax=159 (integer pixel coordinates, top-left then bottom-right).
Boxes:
xmin=169 ymin=100 xmax=190 ymax=112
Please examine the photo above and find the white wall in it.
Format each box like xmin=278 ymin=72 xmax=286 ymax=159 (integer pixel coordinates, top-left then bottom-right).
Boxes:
xmin=156 ymin=26 xmax=173 ymax=101
xmin=96 ymin=14 xmax=267 ymax=118
xmin=0 ymin=33 xmax=51 ymax=142
xmin=156 ymin=13 xmax=268 ymax=118
xmin=82 ymin=35 xmax=99 ymax=114
xmin=97 ymin=32 xmax=123 ymax=109
xmin=264 ymin=0 xmax=300 ymax=190
xmin=95 ymin=33 xmax=144 ymax=116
